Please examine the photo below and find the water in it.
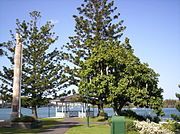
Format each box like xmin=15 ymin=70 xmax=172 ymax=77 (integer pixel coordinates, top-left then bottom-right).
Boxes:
xmin=0 ymin=107 xmax=179 ymax=121
xmin=103 ymin=108 xmax=180 ymax=121
xmin=0 ymin=107 xmax=56 ymax=120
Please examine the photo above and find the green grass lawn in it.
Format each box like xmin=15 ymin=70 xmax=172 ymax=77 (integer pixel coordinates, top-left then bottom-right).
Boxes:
xmin=40 ymin=118 xmax=63 ymax=128
xmin=65 ymin=124 xmax=110 ymax=134
xmin=76 ymin=117 xmax=108 ymax=123
xmin=65 ymin=124 xmax=139 ymax=134
xmin=0 ymin=118 xmax=63 ymax=134
xmin=0 ymin=117 xmax=139 ymax=134
xmin=66 ymin=117 xmax=139 ymax=134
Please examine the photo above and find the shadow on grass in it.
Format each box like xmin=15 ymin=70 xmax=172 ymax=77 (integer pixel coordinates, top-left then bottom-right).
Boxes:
xmin=77 ymin=117 xmax=108 ymax=123
xmin=40 ymin=124 xmax=82 ymax=134
xmin=0 ymin=118 xmax=82 ymax=134
xmin=38 ymin=119 xmax=81 ymax=133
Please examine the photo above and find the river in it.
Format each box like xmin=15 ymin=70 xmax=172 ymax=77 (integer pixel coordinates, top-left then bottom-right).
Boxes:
xmin=0 ymin=107 xmax=179 ymax=121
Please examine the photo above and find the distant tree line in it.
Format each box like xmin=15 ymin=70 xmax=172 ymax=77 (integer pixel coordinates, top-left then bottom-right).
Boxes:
xmin=163 ymin=99 xmax=177 ymax=108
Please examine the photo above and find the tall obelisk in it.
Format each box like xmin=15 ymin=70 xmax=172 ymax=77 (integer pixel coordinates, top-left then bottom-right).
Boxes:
xmin=11 ymin=33 xmax=22 ymax=119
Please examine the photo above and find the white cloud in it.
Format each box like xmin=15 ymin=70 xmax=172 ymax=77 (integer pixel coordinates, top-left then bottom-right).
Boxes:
xmin=49 ymin=19 xmax=59 ymax=24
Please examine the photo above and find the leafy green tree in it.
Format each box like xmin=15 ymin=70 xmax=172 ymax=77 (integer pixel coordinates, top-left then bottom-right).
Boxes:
xmin=0 ymin=11 xmax=66 ymax=118
xmin=63 ymin=0 xmax=126 ymax=115
xmin=79 ymin=40 xmax=163 ymax=116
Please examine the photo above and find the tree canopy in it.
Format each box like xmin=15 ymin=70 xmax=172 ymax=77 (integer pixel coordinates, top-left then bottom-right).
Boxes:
xmin=62 ymin=0 xmax=163 ymax=116
xmin=0 ymin=11 xmax=66 ymax=118
xmin=79 ymin=40 xmax=163 ymax=116
xmin=62 ymin=0 xmax=126 ymax=115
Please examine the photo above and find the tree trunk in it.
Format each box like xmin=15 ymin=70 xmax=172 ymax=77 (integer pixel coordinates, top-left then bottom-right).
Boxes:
xmin=115 ymin=105 xmax=124 ymax=116
xmin=32 ymin=106 xmax=38 ymax=119
xmin=97 ymin=104 xmax=100 ymax=116
xmin=97 ymin=100 xmax=104 ymax=116
xmin=11 ymin=33 xmax=22 ymax=120
xmin=113 ymin=99 xmax=126 ymax=116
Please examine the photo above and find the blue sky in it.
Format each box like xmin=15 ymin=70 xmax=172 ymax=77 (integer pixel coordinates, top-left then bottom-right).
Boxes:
xmin=0 ymin=0 xmax=180 ymax=99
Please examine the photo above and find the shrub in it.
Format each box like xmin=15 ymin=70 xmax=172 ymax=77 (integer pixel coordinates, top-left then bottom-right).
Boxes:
xmin=162 ymin=120 xmax=180 ymax=133
xmin=152 ymin=116 xmax=161 ymax=123
xmin=120 ymin=109 xmax=160 ymax=123
xmin=12 ymin=116 xmax=36 ymax=122
xmin=126 ymin=118 xmax=138 ymax=132
xmin=120 ymin=110 xmax=145 ymax=121
xmin=134 ymin=120 xmax=175 ymax=134
xmin=108 ymin=118 xmax=112 ymax=125
xmin=99 ymin=111 xmax=108 ymax=120
xmin=171 ymin=114 xmax=180 ymax=122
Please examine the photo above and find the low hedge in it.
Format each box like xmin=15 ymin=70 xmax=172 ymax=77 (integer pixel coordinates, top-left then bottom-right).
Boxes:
xmin=12 ymin=116 xmax=36 ymax=122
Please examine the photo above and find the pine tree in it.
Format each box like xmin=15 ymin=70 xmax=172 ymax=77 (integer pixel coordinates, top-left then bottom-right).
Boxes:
xmin=63 ymin=0 xmax=126 ymax=115
xmin=0 ymin=11 xmax=66 ymax=118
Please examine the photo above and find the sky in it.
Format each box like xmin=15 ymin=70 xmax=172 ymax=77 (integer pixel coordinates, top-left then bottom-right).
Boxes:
xmin=0 ymin=0 xmax=180 ymax=99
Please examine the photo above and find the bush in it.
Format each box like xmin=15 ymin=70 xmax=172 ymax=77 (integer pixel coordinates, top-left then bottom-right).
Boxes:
xmin=152 ymin=116 xmax=161 ymax=123
xmin=126 ymin=118 xmax=138 ymax=132
xmin=120 ymin=110 xmax=145 ymax=121
xmin=162 ymin=120 xmax=180 ymax=133
xmin=174 ymin=122 xmax=180 ymax=131
xmin=120 ymin=109 xmax=160 ymax=123
xmin=135 ymin=120 xmax=175 ymax=134
xmin=99 ymin=111 xmax=108 ymax=120
xmin=171 ymin=114 xmax=180 ymax=122
xmin=12 ymin=116 xmax=36 ymax=122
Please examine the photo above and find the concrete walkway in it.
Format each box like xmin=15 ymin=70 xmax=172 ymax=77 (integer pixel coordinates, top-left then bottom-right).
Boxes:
xmin=38 ymin=118 xmax=108 ymax=134
xmin=38 ymin=118 xmax=81 ymax=134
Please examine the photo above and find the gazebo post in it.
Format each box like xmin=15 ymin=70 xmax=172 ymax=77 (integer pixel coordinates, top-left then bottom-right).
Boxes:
xmin=85 ymin=103 xmax=87 ymax=116
xmin=65 ymin=102 xmax=68 ymax=117
xmin=55 ymin=102 xmax=57 ymax=116
xmin=81 ymin=103 xmax=83 ymax=117
xmin=93 ymin=104 xmax=94 ymax=117
xmin=62 ymin=102 xmax=64 ymax=113
xmin=65 ymin=102 xmax=67 ymax=113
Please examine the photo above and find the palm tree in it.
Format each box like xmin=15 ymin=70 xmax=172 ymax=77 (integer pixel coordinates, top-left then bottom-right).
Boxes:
xmin=11 ymin=33 xmax=22 ymax=119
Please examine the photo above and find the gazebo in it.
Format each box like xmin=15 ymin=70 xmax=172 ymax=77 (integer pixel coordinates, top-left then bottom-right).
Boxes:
xmin=51 ymin=94 xmax=93 ymax=118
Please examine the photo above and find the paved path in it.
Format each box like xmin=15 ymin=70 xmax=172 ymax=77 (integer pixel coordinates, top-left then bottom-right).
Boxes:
xmin=38 ymin=118 xmax=80 ymax=134
xmin=38 ymin=118 xmax=108 ymax=134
